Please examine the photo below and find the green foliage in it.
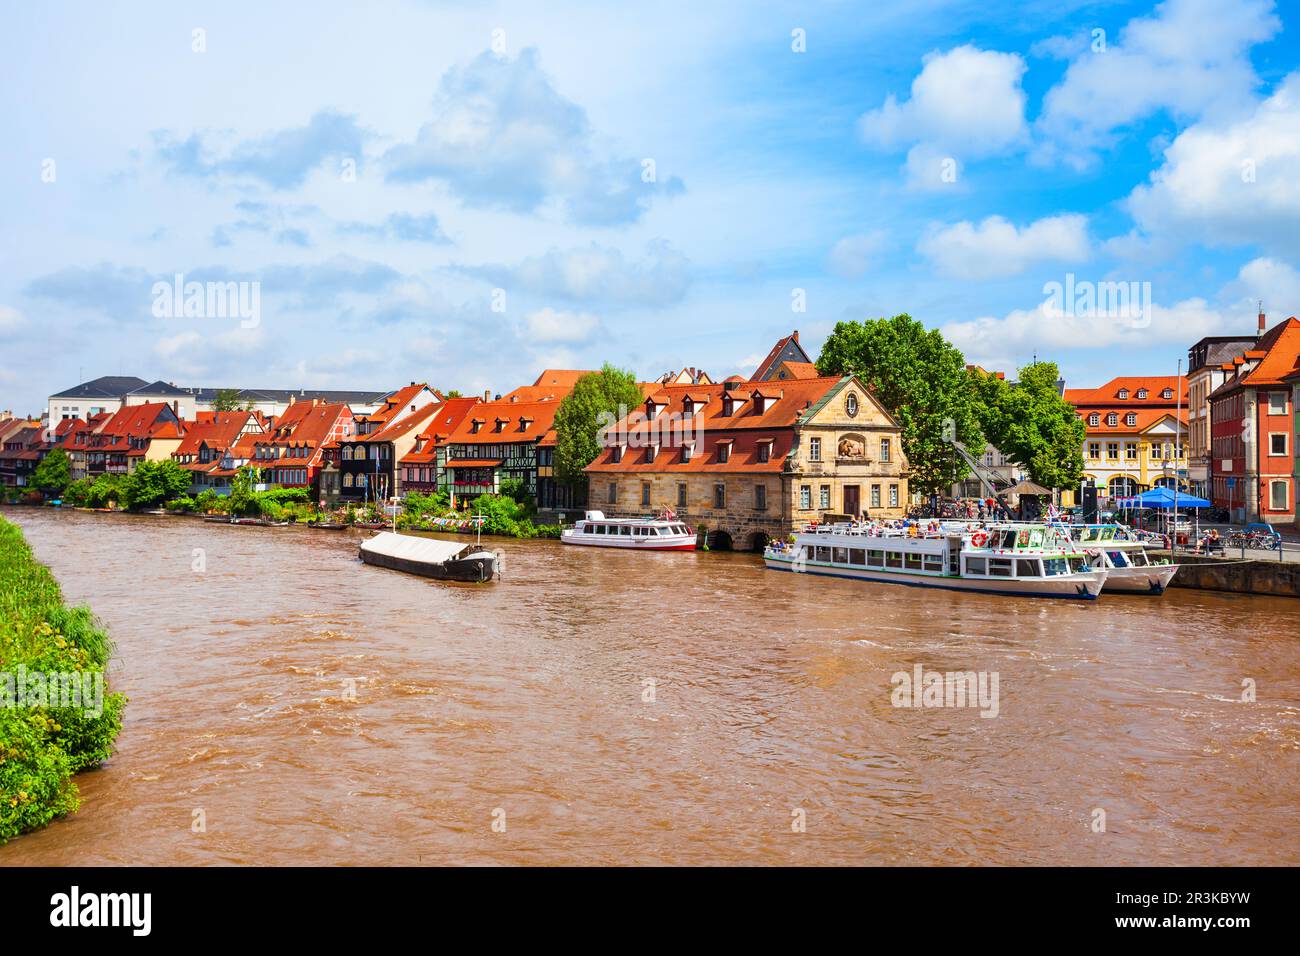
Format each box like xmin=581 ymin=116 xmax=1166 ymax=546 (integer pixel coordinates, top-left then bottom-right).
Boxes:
xmin=32 ymin=449 xmax=71 ymax=497
xmin=401 ymin=490 xmax=448 ymax=517
xmin=0 ymin=517 xmax=125 ymax=843
xmin=227 ymin=465 xmax=262 ymax=516
xmin=553 ymin=364 xmax=644 ymax=486
xmin=61 ymin=478 xmax=94 ymax=507
xmin=194 ymin=489 xmax=220 ymax=514
xmin=84 ymin=474 xmax=125 ymax=509
xmin=121 ymin=459 xmax=191 ymax=510
xmin=816 ymin=314 xmax=985 ymax=494
xmin=165 ymin=495 xmax=196 ymax=513
xmin=971 ymin=361 xmax=1085 ymax=490
xmin=212 ymin=388 xmax=251 ymax=411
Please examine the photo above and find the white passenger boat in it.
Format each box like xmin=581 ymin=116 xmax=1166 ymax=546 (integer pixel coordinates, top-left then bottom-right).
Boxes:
xmin=561 ymin=510 xmax=696 ymax=551
xmin=764 ymin=522 xmax=1108 ymax=599
xmin=1066 ymin=524 xmax=1179 ymax=594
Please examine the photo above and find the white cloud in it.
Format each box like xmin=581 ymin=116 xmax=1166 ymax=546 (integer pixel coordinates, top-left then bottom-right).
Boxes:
xmin=523 ymin=307 xmax=601 ymax=344
xmin=0 ymin=306 xmax=25 ymax=332
xmin=918 ymin=214 xmax=1090 ymax=280
xmin=1035 ymin=0 xmax=1281 ymax=168
xmin=859 ymin=45 xmax=1027 ymax=185
xmin=942 ymin=295 xmax=1229 ymax=372
xmin=827 ymin=232 xmax=886 ymax=279
xmin=1125 ymin=71 xmax=1300 ymax=256
xmin=1225 ymin=257 xmax=1300 ymax=315
xmin=462 ymin=241 xmax=689 ymax=306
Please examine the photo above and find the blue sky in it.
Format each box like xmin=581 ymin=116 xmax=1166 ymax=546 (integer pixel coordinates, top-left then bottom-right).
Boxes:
xmin=2 ymin=0 xmax=1298 ymax=414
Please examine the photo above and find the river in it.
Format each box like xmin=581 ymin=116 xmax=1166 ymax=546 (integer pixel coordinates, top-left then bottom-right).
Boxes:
xmin=2 ymin=508 xmax=1297 ymax=865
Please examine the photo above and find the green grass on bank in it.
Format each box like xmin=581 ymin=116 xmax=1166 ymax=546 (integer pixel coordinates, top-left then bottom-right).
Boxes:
xmin=0 ymin=516 xmax=125 ymax=843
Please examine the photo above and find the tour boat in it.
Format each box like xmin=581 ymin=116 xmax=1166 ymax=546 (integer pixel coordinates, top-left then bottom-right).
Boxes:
xmin=764 ymin=522 xmax=1108 ymax=599
xmin=1065 ymin=524 xmax=1179 ymax=594
xmin=561 ymin=510 xmax=697 ymax=550
xmin=359 ymin=531 xmax=498 ymax=582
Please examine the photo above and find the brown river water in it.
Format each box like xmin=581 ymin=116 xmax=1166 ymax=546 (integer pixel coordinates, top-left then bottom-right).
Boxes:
xmin=2 ymin=508 xmax=1298 ymax=866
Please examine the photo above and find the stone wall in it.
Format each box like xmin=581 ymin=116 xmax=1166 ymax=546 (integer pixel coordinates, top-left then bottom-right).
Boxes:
xmin=1154 ymin=551 xmax=1300 ymax=598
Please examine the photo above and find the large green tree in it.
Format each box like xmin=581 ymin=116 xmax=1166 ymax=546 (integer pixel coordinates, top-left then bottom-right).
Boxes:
xmin=816 ymin=315 xmax=985 ymax=494
xmin=212 ymin=388 xmax=250 ymax=411
xmin=121 ymin=459 xmax=192 ymax=509
xmin=32 ymin=448 xmax=71 ymax=496
xmin=552 ymin=364 xmax=645 ymax=486
xmin=971 ymin=361 xmax=1085 ymax=490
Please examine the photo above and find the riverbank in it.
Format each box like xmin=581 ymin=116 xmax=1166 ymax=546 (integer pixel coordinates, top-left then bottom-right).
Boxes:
xmin=0 ymin=516 xmax=125 ymax=844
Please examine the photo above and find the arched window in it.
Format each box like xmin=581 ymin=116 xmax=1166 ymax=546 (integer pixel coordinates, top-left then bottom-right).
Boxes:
xmin=343 ymin=474 xmax=353 ymax=487
xmin=341 ymin=446 xmax=352 ymax=461
xmin=1108 ymin=475 xmax=1137 ymax=497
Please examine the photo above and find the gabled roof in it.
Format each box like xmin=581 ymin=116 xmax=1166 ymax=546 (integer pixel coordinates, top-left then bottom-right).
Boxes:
xmin=1208 ymin=317 xmax=1300 ymax=398
xmin=129 ymin=380 xmax=190 ymax=397
xmin=398 ymin=397 xmax=483 ymax=463
xmin=750 ymin=331 xmax=812 ymax=381
xmin=357 ymin=401 xmax=444 ymax=444
xmin=174 ymin=411 xmax=257 ymax=457
xmin=257 ymin=401 xmax=351 ymax=447
xmin=1077 ymin=408 xmax=1188 ymax=434
xmin=773 ymin=360 xmax=820 ymax=380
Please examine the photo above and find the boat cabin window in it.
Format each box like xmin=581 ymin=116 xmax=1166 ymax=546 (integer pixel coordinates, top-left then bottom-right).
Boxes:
xmin=1105 ymin=550 xmax=1129 ymax=568
xmin=867 ymin=549 xmax=885 ymax=567
xmin=1129 ymin=551 xmax=1148 ymax=566
xmin=999 ymin=530 xmax=1018 ymax=549
xmin=1016 ymin=559 xmax=1040 ymax=578
xmin=988 ymin=558 xmax=1013 ymax=577
xmin=1043 ymin=557 xmax=1068 ymax=576
xmin=815 ymin=546 xmax=832 ymax=562
xmin=848 ymin=548 xmax=866 ymax=566
xmin=885 ymin=551 xmax=903 ymax=569
xmin=620 ymin=526 xmax=631 ymax=535
xmin=1068 ymin=557 xmax=1086 ymax=573
xmin=965 ymin=557 xmax=987 ymax=575
xmin=923 ymin=554 xmax=944 ymax=572
xmin=833 ymin=547 xmax=849 ymax=564
xmin=904 ymin=553 xmax=923 ymax=570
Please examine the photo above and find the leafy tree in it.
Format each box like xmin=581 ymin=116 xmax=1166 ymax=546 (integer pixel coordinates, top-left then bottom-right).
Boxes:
xmin=553 ymin=364 xmax=644 ymax=486
xmin=121 ymin=459 xmax=192 ymax=509
xmin=816 ymin=315 xmax=985 ymax=494
xmin=32 ymin=448 xmax=71 ymax=496
xmin=62 ymin=477 xmax=95 ymax=507
xmin=84 ymin=475 xmax=124 ymax=509
xmin=228 ymin=464 xmax=262 ymax=516
xmin=212 ymin=388 xmax=250 ymax=411
xmin=971 ymin=361 xmax=1085 ymax=490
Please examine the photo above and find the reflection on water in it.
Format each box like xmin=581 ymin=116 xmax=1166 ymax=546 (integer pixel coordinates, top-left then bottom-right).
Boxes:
xmin=2 ymin=508 xmax=1297 ymax=865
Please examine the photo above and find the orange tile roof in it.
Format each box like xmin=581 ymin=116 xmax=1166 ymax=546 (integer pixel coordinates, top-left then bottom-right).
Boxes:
xmin=174 ymin=411 xmax=256 ymax=456
xmin=1209 ymin=317 xmax=1300 ymax=396
xmin=775 ymin=361 xmax=820 ymax=379
xmin=1078 ymin=408 xmax=1187 ymax=434
xmin=398 ymin=397 xmax=482 ymax=463
xmin=1065 ymin=375 xmax=1187 ymax=407
xmin=447 ymin=397 xmax=567 ymax=445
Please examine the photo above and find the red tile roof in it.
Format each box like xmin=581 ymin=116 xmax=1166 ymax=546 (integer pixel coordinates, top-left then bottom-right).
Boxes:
xmin=1208 ymin=316 xmax=1300 ymax=396
xmin=446 ymin=397 xmax=567 ymax=445
xmin=1065 ymin=376 xmax=1188 ymax=407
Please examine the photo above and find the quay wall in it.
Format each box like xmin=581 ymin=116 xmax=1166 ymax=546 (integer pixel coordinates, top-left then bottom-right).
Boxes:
xmin=1152 ymin=551 xmax=1300 ymax=599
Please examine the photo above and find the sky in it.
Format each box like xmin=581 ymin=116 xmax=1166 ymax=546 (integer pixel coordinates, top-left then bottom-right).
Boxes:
xmin=2 ymin=0 xmax=1298 ymax=415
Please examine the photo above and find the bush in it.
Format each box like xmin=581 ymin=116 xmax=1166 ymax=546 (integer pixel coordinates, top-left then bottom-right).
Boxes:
xmin=0 ymin=517 xmax=125 ymax=844
xmin=194 ymin=489 xmax=220 ymax=514
xmin=61 ymin=478 xmax=94 ymax=508
xmin=165 ymin=496 xmax=196 ymax=513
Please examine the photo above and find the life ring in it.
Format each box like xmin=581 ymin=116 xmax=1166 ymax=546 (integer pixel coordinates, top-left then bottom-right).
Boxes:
xmin=971 ymin=532 xmax=988 ymax=548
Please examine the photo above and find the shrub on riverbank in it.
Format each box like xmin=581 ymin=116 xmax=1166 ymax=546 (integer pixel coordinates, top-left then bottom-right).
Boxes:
xmin=0 ymin=516 xmax=125 ymax=844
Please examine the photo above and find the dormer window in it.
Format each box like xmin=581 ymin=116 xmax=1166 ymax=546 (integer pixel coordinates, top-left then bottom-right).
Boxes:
xmin=682 ymin=398 xmax=693 ymax=417
xmin=1088 ymin=413 xmax=1100 ymax=426
xmin=470 ymin=419 xmax=483 ymax=434
xmin=645 ymin=399 xmax=665 ymax=419
xmin=681 ymin=442 xmax=694 ymax=463
xmin=756 ymin=439 xmax=773 ymax=464
xmin=1137 ymin=389 xmax=1148 ymax=399
xmin=611 ymin=445 xmax=624 ymax=464
xmin=717 ymin=440 xmax=732 ymax=464
xmin=518 ymin=416 xmax=533 ymax=432
xmin=1161 ymin=388 xmax=1173 ymax=400
xmin=1106 ymin=413 xmax=1118 ymax=426
xmin=645 ymin=444 xmax=659 ymax=463
xmin=1117 ymin=389 xmax=1129 ymax=400
xmin=494 ymin=417 xmax=508 ymax=433
xmin=1126 ymin=413 xmax=1137 ymax=426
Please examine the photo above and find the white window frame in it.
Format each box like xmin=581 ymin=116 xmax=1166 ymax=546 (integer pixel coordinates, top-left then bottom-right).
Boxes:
xmin=1269 ymin=432 xmax=1288 ymax=456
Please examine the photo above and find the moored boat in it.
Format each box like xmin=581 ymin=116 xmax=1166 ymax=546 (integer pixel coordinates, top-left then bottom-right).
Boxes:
xmin=1064 ymin=523 xmax=1179 ymax=594
xmin=359 ymin=531 xmax=498 ymax=582
xmin=560 ymin=510 xmax=696 ymax=550
xmin=765 ymin=521 xmax=1107 ymax=599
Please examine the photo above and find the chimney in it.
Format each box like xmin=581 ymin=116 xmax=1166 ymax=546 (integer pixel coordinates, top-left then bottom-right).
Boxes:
xmin=1258 ymin=306 xmax=1266 ymax=337
xmin=792 ymin=330 xmax=799 ymax=343
xmin=484 ymin=389 xmax=491 ymax=402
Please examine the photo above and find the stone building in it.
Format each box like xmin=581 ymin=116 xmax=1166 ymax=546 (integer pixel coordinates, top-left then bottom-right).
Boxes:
xmin=584 ymin=368 xmax=908 ymax=550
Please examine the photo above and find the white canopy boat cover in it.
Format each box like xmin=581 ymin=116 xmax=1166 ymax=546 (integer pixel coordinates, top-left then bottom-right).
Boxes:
xmin=360 ymin=532 xmax=478 ymax=564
